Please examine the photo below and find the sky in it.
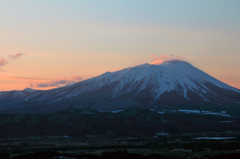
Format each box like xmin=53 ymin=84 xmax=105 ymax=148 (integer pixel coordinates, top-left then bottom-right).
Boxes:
xmin=0 ymin=0 xmax=240 ymax=91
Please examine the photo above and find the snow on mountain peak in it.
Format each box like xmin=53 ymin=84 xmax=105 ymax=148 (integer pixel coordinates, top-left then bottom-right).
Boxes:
xmin=83 ymin=59 xmax=240 ymax=100
xmin=5 ymin=60 xmax=239 ymax=105
xmin=0 ymin=59 xmax=240 ymax=114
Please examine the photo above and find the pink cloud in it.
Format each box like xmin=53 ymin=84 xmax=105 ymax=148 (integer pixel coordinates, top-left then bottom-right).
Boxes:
xmin=0 ymin=57 xmax=8 ymax=67
xmin=0 ymin=57 xmax=8 ymax=71
xmin=9 ymin=53 xmax=25 ymax=60
xmin=150 ymin=54 xmax=182 ymax=65
xmin=30 ymin=76 xmax=84 ymax=88
xmin=0 ymin=53 xmax=25 ymax=71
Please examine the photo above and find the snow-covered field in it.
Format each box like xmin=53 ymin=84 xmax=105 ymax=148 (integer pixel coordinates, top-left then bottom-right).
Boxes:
xmin=150 ymin=109 xmax=232 ymax=117
xmin=193 ymin=137 xmax=236 ymax=140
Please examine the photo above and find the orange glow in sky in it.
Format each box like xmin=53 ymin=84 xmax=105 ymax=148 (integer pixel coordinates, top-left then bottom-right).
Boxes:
xmin=150 ymin=54 xmax=182 ymax=65
xmin=0 ymin=1 xmax=240 ymax=91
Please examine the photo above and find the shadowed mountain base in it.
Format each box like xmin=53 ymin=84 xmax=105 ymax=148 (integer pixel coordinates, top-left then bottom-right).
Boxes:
xmin=0 ymin=109 xmax=239 ymax=138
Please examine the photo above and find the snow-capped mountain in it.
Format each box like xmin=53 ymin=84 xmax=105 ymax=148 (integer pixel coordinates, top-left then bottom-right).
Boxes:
xmin=0 ymin=60 xmax=240 ymax=114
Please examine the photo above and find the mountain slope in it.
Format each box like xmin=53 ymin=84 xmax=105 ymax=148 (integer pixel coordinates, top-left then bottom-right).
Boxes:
xmin=0 ymin=60 xmax=240 ymax=114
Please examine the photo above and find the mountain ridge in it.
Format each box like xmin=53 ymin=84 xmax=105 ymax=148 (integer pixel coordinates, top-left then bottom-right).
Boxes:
xmin=0 ymin=60 xmax=240 ymax=114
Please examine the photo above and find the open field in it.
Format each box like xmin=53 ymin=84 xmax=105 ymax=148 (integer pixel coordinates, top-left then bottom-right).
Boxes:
xmin=1 ymin=132 xmax=240 ymax=158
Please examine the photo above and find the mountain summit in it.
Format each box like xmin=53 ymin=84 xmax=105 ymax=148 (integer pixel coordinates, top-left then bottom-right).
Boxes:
xmin=0 ymin=60 xmax=240 ymax=114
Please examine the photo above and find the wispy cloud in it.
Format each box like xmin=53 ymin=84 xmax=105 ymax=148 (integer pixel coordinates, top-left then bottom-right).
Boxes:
xmin=0 ymin=57 xmax=8 ymax=67
xmin=9 ymin=53 xmax=25 ymax=60
xmin=0 ymin=53 xmax=25 ymax=71
xmin=0 ymin=76 xmax=50 ymax=81
xmin=150 ymin=54 xmax=182 ymax=65
xmin=30 ymin=76 xmax=83 ymax=88
xmin=0 ymin=57 xmax=8 ymax=71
